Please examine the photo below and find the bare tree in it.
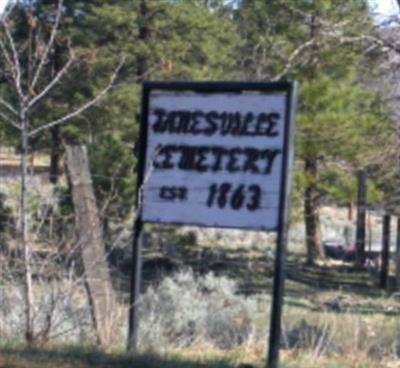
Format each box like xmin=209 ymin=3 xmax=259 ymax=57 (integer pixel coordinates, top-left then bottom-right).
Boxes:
xmin=0 ymin=1 xmax=122 ymax=343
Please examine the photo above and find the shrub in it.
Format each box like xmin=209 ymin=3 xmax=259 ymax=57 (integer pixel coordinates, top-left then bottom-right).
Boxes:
xmin=138 ymin=270 xmax=256 ymax=351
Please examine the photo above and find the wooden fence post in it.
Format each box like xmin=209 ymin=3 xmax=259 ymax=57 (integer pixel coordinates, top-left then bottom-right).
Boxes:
xmin=66 ymin=145 xmax=115 ymax=347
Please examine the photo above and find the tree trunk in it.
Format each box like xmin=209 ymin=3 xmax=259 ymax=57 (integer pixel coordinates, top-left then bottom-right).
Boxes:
xmin=49 ymin=125 xmax=61 ymax=184
xmin=137 ymin=0 xmax=150 ymax=80
xmin=355 ymin=170 xmax=366 ymax=267
xmin=380 ymin=214 xmax=391 ymax=290
xmin=304 ymin=156 xmax=324 ymax=264
xmin=66 ymin=145 xmax=115 ymax=347
xmin=20 ymin=122 xmax=35 ymax=343
xmin=396 ymin=218 xmax=400 ymax=289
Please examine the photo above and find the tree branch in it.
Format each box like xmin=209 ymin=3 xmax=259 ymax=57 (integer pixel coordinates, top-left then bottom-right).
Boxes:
xmin=28 ymin=60 xmax=124 ymax=138
xmin=281 ymin=5 xmax=400 ymax=56
xmin=28 ymin=47 xmax=76 ymax=109
xmin=0 ymin=110 xmax=21 ymax=130
xmin=272 ymin=38 xmax=317 ymax=81
xmin=0 ymin=33 xmax=13 ymax=68
xmin=31 ymin=0 xmax=64 ymax=90
xmin=1 ymin=17 xmax=25 ymax=101
xmin=0 ymin=96 xmax=18 ymax=116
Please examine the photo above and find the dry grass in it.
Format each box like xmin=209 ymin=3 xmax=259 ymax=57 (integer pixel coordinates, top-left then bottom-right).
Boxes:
xmin=2 ymin=345 xmax=400 ymax=368
xmin=281 ymin=351 xmax=395 ymax=368
xmin=0 ymin=148 xmax=49 ymax=166
xmin=0 ymin=345 xmax=234 ymax=368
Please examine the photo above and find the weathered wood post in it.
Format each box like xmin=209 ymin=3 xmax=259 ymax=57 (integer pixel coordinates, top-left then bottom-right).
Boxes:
xmin=66 ymin=145 xmax=116 ymax=347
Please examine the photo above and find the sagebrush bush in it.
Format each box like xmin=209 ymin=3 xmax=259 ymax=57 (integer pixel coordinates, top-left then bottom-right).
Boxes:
xmin=138 ymin=270 xmax=258 ymax=351
xmin=0 ymin=279 xmax=95 ymax=343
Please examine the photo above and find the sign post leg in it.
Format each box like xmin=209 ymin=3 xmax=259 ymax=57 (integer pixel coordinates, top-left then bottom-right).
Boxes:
xmin=266 ymin=228 xmax=288 ymax=368
xmin=266 ymin=83 xmax=296 ymax=368
xmin=127 ymin=217 xmax=143 ymax=353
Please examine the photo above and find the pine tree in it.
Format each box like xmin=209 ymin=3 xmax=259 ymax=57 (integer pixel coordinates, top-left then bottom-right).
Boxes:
xmin=61 ymin=0 xmax=240 ymax=221
xmin=234 ymin=0 xmax=386 ymax=263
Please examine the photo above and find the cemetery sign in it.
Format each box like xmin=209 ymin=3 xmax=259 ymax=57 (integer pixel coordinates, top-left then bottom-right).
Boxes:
xmin=129 ymin=81 xmax=297 ymax=368
xmin=138 ymin=81 xmax=296 ymax=231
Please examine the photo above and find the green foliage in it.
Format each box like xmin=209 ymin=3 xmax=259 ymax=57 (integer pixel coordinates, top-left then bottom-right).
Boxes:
xmin=236 ymin=0 xmax=389 ymax=203
xmin=297 ymin=71 xmax=386 ymax=163
xmin=0 ymin=0 xmax=394 ymax=226
xmin=1 ymin=0 xmax=239 ymax=225
xmin=66 ymin=0 xmax=239 ymax=221
xmin=234 ymin=0 xmax=371 ymax=79
xmin=0 ymin=193 xmax=12 ymax=236
xmin=89 ymin=136 xmax=136 ymax=221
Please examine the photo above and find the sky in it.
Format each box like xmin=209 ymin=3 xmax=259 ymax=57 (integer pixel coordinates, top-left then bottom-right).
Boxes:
xmin=370 ymin=0 xmax=399 ymax=18
xmin=0 ymin=0 xmax=6 ymax=14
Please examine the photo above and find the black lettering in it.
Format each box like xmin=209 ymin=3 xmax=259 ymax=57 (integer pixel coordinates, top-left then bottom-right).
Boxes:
xmin=220 ymin=112 xmax=230 ymax=135
xmin=261 ymin=149 xmax=281 ymax=174
xmin=247 ymin=185 xmax=261 ymax=211
xmin=207 ymin=183 xmax=218 ymax=207
xmin=194 ymin=146 xmax=210 ymax=172
xmin=178 ymin=145 xmax=197 ymax=170
xmin=159 ymin=186 xmax=188 ymax=201
xmin=164 ymin=111 xmax=177 ymax=134
xmin=153 ymin=108 xmax=167 ymax=133
xmin=153 ymin=110 xmax=281 ymax=137
xmin=243 ymin=148 xmax=260 ymax=173
xmin=255 ymin=113 xmax=279 ymax=137
xmin=178 ymin=187 xmax=188 ymax=200
xmin=231 ymin=185 xmax=245 ymax=210
xmin=217 ymin=182 xmax=231 ymax=208
xmin=154 ymin=145 xmax=176 ymax=169
xmin=230 ymin=112 xmax=242 ymax=136
xmin=190 ymin=111 xmax=203 ymax=135
xmin=227 ymin=148 xmax=242 ymax=173
xmin=266 ymin=113 xmax=280 ymax=136
xmin=153 ymin=144 xmax=281 ymax=175
xmin=240 ymin=112 xmax=254 ymax=136
xmin=211 ymin=147 xmax=227 ymax=172
xmin=159 ymin=186 xmax=174 ymax=200
xmin=175 ymin=111 xmax=191 ymax=134
xmin=204 ymin=111 xmax=219 ymax=136
xmin=254 ymin=113 xmax=268 ymax=136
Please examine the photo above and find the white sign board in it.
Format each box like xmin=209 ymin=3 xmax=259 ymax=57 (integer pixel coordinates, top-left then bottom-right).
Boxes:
xmin=139 ymin=83 xmax=295 ymax=231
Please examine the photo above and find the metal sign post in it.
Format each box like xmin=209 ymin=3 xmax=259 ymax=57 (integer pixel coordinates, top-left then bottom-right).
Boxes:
xmin=128 ymin=81 xmax=297 ymax=366
xmin=127 ymin=84 xmax=150 ymax=353
xmin=127 ymin=216 xmax=143 ymax=352
xmin=267 ymin=83 xmax=296 ymax=368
